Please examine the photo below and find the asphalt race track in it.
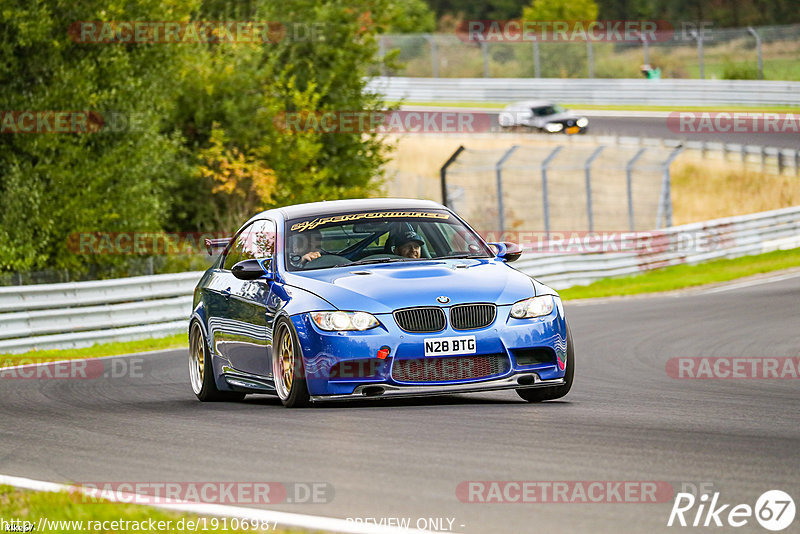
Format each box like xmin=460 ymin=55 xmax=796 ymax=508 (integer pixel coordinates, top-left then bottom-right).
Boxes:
xmin=404 ymin=107 xmax=800 ymax=149
xmin=584 ymin=115 xmax=800 ymax=150
xmin=1 ymin=273 xmax=799 ymax=533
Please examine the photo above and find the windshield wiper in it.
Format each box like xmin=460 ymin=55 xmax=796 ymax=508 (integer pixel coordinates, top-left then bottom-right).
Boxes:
xmin=347 ymin=258 xmax=408 ymax=266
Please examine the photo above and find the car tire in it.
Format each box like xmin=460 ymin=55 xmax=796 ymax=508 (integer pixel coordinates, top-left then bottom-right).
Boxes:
xmin=272 ymin=317 xmax=311 ymax=408
xmin=189 ymin=322 xmax=246 ymax=402
xmin=516 ymin=321 xmax=574 ymax=402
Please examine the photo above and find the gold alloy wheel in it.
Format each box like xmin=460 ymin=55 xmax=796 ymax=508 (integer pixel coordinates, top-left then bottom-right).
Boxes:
xmin=278 ymin=325 xmax=294 ymax=392
xmin=189 ymin=324 xmax=205 ymax=394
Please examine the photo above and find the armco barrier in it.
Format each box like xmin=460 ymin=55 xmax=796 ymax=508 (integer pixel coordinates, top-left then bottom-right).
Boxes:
xmin=366 ymin=77 xmax=800 ymax=107
xmin=514 ymin=205 xmax=800 ymax=288
xmin=0 ymin=272 xmax=203 ymax=353
xmin=1 ymin=206 xmax=799 ymax=353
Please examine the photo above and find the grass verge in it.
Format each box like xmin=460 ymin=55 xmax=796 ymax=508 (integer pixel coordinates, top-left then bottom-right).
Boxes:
xmin=0 ymin=334 xmax=186 ymax=363
xmin=559 ymin=247 xmax=800 ymax=300
xmin=0 ymin=485 xmax=308 ymax=533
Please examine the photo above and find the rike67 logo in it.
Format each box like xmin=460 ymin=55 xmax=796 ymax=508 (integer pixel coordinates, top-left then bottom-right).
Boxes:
xmin=668 ymin=490 xmax=795 ymax=531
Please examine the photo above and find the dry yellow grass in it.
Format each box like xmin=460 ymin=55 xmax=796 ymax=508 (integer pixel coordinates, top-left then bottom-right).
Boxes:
xmin=384 ymin=134 xmax=800 ymax=226
xmin=671 ymin=159 xmax=800 ymax=224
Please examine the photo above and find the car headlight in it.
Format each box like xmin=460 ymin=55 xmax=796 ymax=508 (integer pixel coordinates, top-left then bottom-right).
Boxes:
xmin=545 ymin=123 xmax=563 ymax=133
xmin=576 ymin=117 xmax=588 ymax=127
xmin=310 ymin=311 xmax=379 ymax=331
xmin=510 ymin=295 xmax=556 ymax=319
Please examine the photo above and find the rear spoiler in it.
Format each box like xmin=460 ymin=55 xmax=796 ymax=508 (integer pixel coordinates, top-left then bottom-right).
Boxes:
xmin=205 ymin=237 xmax=231 ymax=256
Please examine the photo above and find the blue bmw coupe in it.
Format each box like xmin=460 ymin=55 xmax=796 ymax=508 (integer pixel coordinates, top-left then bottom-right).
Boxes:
xmin=189 ymin=198 xmax=574 ymax=407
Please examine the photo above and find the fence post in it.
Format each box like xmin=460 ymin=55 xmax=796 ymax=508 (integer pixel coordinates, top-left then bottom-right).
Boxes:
xmin=747 ymin=27 xmax=763 ymax=80
xmin=481 ymin=41 xmax=489 ymax=77
xmin=586 ymin=41 xmax=594 ymax=78
xmin=424 ymin=34 xmax=439 ymax=78
xmin=656 ymin=146 xmax=684 ymax=229
xmin=379 ymin=36 xmax=387 ymax=76
xmin=641 ymin=34 xmax=649 ymax=65
xmin=691 ymin=30 xmax=705 ymax=79
xmin=584 ymin=146 xmax=605 ymax=232
xmin=796 ymin=149 xmax=799 ymax=177
xmin=626 ymin=148 xmax=647 ymax=231
xmin=495 ymin=146 xmax=520 ymax=233
xmin=440 ymin=145 xmax=465 ymax=207
xmin=541 ymin=146 xmax=564 ymax=240
xmin=533 ymin=41 xmax=541 ymax=78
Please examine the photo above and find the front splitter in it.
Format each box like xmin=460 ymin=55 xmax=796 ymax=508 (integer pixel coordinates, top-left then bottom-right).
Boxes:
xmin=310 ymin=373 xmax=565 ymax=402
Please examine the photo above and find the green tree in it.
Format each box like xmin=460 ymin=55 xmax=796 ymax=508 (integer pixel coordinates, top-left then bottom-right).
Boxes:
xmin=523 ymin=0 xmax=599 ymax=21
xmin=385 ymin=0 xmax=436 ymax=33
xmin=0 ymin=0 xmax=197 ymax=274
xmin=170 ymin=0 xmax=394 ymax=234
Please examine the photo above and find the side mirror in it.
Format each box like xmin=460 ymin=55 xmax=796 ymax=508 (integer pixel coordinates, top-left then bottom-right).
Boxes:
xmin=232 ymin=259 xmax=272 ymax=280
xmin=487 ymin=242 xmax=523 ymax=262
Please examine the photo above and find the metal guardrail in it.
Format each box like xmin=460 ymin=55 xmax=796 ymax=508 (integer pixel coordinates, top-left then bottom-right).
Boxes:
xmin=2 ymin=206 xmax=799 ymax=353
xmin=366 ymin=77 xmax=800 ymax=107
xmin=0 ymin=272 xmax=203 ymax=353
xmin=514 ymin=205 xmax=800 ymax=289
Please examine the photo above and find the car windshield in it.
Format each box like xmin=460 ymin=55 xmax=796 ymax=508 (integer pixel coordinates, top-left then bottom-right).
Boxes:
xmin=532 ymin=104 xmax=565 ymax=116
xmin=284 ymin=209 xmax=493 ymax=271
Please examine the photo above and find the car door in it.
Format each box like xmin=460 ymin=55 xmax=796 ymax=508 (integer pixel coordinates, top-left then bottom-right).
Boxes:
xmin=205 ymin=223 xmax=248 ymax=365
xmin=224 ymin=219 xmax=277 ymax=378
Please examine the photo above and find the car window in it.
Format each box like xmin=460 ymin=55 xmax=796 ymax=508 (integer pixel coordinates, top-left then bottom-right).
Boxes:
xmin=285 ymin=209 xmax=493 ymax=271
xmin=241 ymin=219 xmax=276 ymax=261
xmin=439 ymin=224 xmax=485 ymax=254
xmin=222 ymin=219 xmax=276 ymax=270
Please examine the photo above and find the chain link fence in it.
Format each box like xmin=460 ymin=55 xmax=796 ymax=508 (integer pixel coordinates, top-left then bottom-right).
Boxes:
xmin=380 ymin=23 xmax=800 ymax=81
xmin=429 ymin=143 xmax=683 ymax=235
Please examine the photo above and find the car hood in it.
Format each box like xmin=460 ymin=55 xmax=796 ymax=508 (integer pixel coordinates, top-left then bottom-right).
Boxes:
xmin=282 ymin=259 xmax=536 ymax=314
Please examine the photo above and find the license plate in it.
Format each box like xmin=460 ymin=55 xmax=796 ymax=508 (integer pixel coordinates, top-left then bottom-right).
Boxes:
xmin=566 ymin=126 xmax=580 ymax=134
xmin=424 ymin=335 xmax=476 ymax=356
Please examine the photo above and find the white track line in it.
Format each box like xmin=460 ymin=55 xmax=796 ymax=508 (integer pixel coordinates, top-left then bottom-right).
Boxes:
xmin=0 ymin=474 xmax=436 ymax=534
xmin=700 ymin=270 xmax=800 ymax=294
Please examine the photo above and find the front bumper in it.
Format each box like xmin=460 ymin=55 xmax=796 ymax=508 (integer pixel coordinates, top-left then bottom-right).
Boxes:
xmin=310 ymin=372 xmax=565 ymax=402
xmin=291 ymin=301 xmax=569 ymax=398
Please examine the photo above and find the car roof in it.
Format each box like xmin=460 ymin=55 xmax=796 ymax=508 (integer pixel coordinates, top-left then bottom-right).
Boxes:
xmin=274 ymin=198 xmax=445 ymax=221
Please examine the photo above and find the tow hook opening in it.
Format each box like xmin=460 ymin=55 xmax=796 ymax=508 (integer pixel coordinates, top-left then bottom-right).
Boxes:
xmin=516 ymin=374 xmax=538 ymax=386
